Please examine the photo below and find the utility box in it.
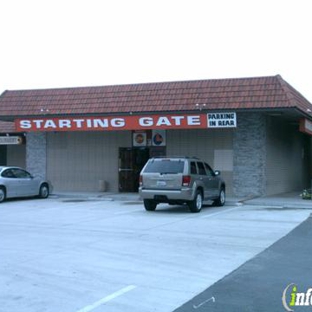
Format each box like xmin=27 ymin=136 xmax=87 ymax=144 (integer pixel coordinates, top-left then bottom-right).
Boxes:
xmin=98 ymin=180 xmax=107 ymax=192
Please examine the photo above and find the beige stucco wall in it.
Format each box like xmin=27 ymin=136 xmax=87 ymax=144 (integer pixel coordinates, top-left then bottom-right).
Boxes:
xmin=265 ymin=116 xmax=309 ymax=195
xmin=166 ymin=129 xmax=234 ymax=195
xmin=7 ymin=145 xmax=26 ymax=168
xmin=45 ymin=119 xmax=310 ymax=196
xmin=47 ymin=131 xmax=131 ymax=192
xmin=46 ymin=129 xmax=234 ymax=194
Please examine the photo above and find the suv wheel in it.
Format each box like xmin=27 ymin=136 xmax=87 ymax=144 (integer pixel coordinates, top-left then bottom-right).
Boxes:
xmin=144 ymin=199 xmax=157 ymax=211
xmin=214 ymin=187 xmax=225 ymax=206
xmin=188 ymin=190 xmax=203 ymax=213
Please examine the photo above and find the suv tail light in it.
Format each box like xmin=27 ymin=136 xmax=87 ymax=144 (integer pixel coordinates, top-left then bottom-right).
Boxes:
xmin=182 ymin=175 xmax=191 ymax=187
xmin=139 ymin=175 xmax=143 ymax=186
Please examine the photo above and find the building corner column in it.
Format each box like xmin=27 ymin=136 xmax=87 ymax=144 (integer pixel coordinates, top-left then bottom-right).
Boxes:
xmin=26 ymin=132 xmax=47 ymax=178
xmin=233 ymin=113 xmax=266 ymax=198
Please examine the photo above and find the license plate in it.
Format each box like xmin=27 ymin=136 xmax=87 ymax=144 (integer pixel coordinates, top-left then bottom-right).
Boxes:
xmin=157 ymin=180 xmax=167 ymax=186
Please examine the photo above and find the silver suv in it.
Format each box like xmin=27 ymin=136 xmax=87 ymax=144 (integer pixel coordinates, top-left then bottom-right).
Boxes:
xmin=139 ymin=156 xmax=225 ymax=213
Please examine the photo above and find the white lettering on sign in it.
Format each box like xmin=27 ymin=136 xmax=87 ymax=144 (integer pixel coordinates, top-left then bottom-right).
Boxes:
xmin=59 ymin=120 xmax=71 ymax=128
xmin=20 ymin=120 xmax=31 ymax=129
xmin=139 ymin=117 xmax=153 ymax=127
xmin=93 ymin=119 xmax=109 ymax=128
xmin=111 ymin=118 xmax=125 ymax=127
xmin=207 ymin=112 xmax=237 ymax=128
xmin=33 ymin=120 xmax=44 ymax=128
xmin=156 ymin=117 xmax=171 ymax=126
xmin=138 ymin=115 xmax=201 ymax=128
xmin=0 ymin=136 xmax=23 ymax=145
xmin=16 ymin=114 xmax=206 ymax=132
xmin=18 ymin=118 xmax=126 ymax=130
xmin=188 ymin=115 xmax=201 ymax=125
xmin=73 ymin=119 xmax=84 ymax=128
xmin=44 ymin=120 xmax=57 ymax=129
xmin=171 ymin=116 xmax=184 ymax=125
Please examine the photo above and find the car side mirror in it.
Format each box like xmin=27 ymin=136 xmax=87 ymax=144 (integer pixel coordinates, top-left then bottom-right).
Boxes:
xmin=214 ymin=170 xmax=221 ymax=176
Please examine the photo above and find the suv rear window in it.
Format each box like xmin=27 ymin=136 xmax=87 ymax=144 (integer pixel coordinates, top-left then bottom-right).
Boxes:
xmin=144 ymin=160 xmax=184 ymax=174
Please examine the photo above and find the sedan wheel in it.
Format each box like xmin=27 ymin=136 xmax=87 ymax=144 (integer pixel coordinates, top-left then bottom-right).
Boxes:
xmin=39 ymin=184 xmax=49 ymax=199
xmin=0 ymin=187 xmax=6 ymax=203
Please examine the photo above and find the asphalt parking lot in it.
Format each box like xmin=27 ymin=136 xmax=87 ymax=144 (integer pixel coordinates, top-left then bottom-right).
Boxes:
xmin=0 ymin=195 xmax=311 ymax=312
xmin=174 ymin=213 xmax=312 ymax=312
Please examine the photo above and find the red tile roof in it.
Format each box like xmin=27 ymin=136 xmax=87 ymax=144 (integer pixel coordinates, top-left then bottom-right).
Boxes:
xmin=0 ymin=121 xmax=15 ymax=133
xmin=0 ymin=75 xmax=311 ymax=119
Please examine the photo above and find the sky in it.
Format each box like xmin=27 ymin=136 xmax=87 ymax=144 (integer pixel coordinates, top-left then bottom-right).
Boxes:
xmin=1 ymin=0 xmax=312 ymax=102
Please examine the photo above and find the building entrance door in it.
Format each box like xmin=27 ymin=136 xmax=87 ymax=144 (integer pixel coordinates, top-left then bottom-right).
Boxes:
xmin=118 ymin=147 xmax=150 ymax=192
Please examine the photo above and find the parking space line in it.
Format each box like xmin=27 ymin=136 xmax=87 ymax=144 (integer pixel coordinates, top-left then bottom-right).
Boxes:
xmin=76 ymin=285 xmax=137 ymax=312
xmin=202 ymin=206 xmax=240 ymax=219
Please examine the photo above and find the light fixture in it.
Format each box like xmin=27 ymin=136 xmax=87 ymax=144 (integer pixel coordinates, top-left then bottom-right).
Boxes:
xmin=40 ymin=108 xmax=50 ymax=113
xmin=195 ymin=103 xmax=206 ymax=111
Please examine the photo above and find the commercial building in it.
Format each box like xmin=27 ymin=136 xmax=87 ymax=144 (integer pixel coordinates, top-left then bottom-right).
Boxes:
xmin=0 ymin=75 xmax=311 ymax=197
xmin=0 ymin=121 xmax=26 ymax=168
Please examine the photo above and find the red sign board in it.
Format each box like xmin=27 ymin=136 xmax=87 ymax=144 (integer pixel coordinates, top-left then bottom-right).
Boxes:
xmin=15 ymin=112 xmax=237 ymax=132
xmin=299 ymin=118 xmax=312 ymax=136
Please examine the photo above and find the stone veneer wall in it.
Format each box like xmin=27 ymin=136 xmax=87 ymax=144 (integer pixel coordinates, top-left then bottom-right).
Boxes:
xmin=233 ymin=113 xmax=266 ymax=198
xmin=26 ymin=132 xmax=47 ymax=178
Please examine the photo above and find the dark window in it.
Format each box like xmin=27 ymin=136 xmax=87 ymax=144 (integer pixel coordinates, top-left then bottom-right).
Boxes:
xmin=2 ymin=169 xmax=15 ymax=178
xmin=190 ymin=162 xmax=198 ymax=174
xmin=0 ymin=146 xmax=7 ymax=165
xmin=12 ymin=169 xmax=31 ymax=179
xmin=197 ymin=162 xmax=206 ymax=175
xmin=204 ymin=163 xmax=214 ymax=177
xmin=144 ymin=160 xmax=184 ymax=174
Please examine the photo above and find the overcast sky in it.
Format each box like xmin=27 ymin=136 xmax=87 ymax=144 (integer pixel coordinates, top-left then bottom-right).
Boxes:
xmin=1 ymin=0 xmax=312 ymax=102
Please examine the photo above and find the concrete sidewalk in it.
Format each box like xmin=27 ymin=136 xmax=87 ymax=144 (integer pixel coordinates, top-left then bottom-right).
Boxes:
xmin=50 ymin=191 xmax=142 ymax=202
xmin=51 ymin=191 xmax=312 ymax=208
xmin=242 ymin=191 xmax=312 ymax=209
xmin=51 ymin=191 xmax=241 ymax=206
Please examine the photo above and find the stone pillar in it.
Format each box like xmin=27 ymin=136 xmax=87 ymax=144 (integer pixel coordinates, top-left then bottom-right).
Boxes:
xmin=233 ymin=113 xmax=266 ymax=198
xmin=26 ymin=132 xmax=47 ymax=178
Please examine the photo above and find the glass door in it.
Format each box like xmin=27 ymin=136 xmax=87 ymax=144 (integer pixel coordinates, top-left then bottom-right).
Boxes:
xmin=119 ymin=147 xmax=149 ymax=192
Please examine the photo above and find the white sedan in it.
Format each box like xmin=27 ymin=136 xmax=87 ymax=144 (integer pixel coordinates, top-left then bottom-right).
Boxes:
xmin=0 ymin=166 xmax=51 ymax=203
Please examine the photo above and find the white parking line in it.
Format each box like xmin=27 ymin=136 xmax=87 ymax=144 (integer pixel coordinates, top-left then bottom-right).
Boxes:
xmin=202 ymin=206 xmax=241 ymax=218
xmin=76 ymin=285 xmax=137 ymax=312
xmin=114 ymin=209 xmax=142 ymax=215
